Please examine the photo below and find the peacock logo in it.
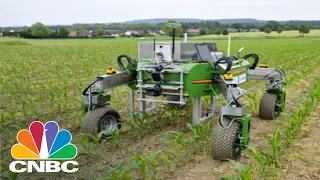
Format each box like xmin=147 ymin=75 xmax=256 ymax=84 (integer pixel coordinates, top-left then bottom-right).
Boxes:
xmin=9 ymin=121 xmax=79 ymax=173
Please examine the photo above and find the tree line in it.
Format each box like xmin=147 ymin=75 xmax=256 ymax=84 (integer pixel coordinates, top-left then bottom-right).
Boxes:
xmin=1 ymin=20 xmax=316 ymax=39
xmin=46 ymin=20 xmax=320 ymax=32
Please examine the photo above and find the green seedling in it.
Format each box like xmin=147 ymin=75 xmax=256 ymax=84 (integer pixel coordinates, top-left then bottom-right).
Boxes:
xmin=159 ymin=151 xmax=172 ymax=171
xmin=266 ymin=129 xmax=282 ymax=168
xmin=146 ymin=150 xmax=162 ymax=179
xmin=104 ymin=161 xmax=132 ymax=180
xmin=129 ymin=151 xmax=148 ymax=180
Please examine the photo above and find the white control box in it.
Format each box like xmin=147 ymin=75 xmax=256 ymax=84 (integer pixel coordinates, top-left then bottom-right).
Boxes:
xmin=155 ymin=45 xmax=172 ymax=62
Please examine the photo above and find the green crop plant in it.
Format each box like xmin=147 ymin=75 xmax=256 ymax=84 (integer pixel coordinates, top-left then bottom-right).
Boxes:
xmin=170 ymin=133 xmax=185 ymax=163
xmin=158 ymin=131 xmax=186 ymax=164
xmin=186 ymin=123 xmax=201 ymax=152
xmin=186 ymin=121 xmax=212 ymax=153
xmin=245 ymin=146 xmax=272 ymax=178
xmin=104 ymin=161 xmax=133 ymax=180
xmin=221 ymin=161 xmax=253 ymax=180
xmin=88 ymin=168 xmax=96 ymax=180
xmin=1 ymin=38 xmax=320 ymax=179
xmin=132 ymin=112 xmax=151 ymax=136
xmin=129 ymin=151 xmax=148 ymax=180
xmin=145 ymin=150 xmax=162 ymax=179
xmin=0 ymin=161 xmax=19 ymax=180
xmin=110 ymin=129 xmax=121 ymax=145
xmin=266 ymin=129 xmax=282 ymax=168
xmin=159 ymin=151 xmax=172 ymax=171
xmin=80 ymin=133 xmax=100 ymax=156
xmin=122 ymin=118 xmax=137 ymax=137
xmin=247 ymin=92 xmax=260 ymax=114
xmin=80 ymin=135 xmax=91 ymax=154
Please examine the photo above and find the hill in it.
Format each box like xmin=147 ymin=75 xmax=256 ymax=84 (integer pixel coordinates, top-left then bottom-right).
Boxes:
xmin=122 ymin=18 xmax=266 ymax=24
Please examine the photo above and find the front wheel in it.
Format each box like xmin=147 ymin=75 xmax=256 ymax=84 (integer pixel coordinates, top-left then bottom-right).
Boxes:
xmin=211 ymin=117 xmax=241 ymax=161
xmin=81 ymin=107 xmax=121 ymax=137
xmin=259 ymin=92 xmax=280 ymax=120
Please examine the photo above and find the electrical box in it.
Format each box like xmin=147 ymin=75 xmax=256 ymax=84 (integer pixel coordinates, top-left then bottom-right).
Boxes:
xmin=155 ymin=45 xmax=172 ymax=62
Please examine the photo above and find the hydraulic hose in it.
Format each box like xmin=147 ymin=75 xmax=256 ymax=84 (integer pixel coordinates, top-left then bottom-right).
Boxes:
xmin=82 ymin=77 xmax=103 ymax=95
xmin=243 ymin=53 xmax=259 ymax=69
xmin=117 ymin=54 xmax=134 ymax=72
xmin=219 ymin=89 xmax=244 ymax=128
xmin=213 ymin=57 xmax=233 ymax=74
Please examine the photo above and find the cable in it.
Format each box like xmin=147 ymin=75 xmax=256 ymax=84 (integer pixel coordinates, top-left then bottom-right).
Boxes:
xmin=82 ymin=77 xmax=103 ymax=95
xmin=212 ymin=57 xmax=233 ymax=74
xmin=117 ymin=54 xmax=134 ymax=72
xmin=243 ymin=53 xmax=259 ymax=69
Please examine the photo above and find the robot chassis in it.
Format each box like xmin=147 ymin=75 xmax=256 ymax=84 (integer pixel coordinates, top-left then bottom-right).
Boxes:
xmin=81 ymin=24 xmax=286 ymax=160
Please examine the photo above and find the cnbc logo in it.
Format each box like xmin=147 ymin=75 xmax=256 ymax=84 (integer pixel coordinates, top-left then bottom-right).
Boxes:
xmin=9 ymin=121 xmax=79 ymax=173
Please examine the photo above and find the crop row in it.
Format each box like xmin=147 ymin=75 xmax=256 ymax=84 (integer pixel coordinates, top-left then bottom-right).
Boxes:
xmin=224 ymin=76 xmax=320 ymax=179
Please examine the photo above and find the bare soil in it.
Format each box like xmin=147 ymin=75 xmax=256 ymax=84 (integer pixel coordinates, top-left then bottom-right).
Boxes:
xmin=280 ymin=105 xmax=320 ymax=180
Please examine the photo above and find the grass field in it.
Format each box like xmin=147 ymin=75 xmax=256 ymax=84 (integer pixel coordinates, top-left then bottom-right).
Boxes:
xmin=191 ymin=29 xmax=320 ymax=39
xmin=1 ymin=37 xmax=320 ymax=180
xmin=126 ymin=29 xmax=320 ymax=40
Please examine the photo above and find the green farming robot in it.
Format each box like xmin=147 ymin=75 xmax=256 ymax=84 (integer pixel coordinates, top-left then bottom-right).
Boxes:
xmin=80 ymin=23 xmax=286 ymax=160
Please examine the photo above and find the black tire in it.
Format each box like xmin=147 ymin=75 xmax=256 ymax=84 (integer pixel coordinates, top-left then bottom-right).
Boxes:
xmin=81 ymin=107 xmax=121 ymax=136
xmin=259 ymin=92 xmax=280 ymax=120
xmin=166 ymin=95 xmax=189 ymax=109
xmin=211 ymin=117 xmax=241 ymax=160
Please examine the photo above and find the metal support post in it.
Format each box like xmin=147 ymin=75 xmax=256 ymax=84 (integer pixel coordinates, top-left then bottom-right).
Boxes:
xmin=192 ymin=97 xmax=201 ymax=123
xmin=128 ymin=89 xmax=135 ymax=117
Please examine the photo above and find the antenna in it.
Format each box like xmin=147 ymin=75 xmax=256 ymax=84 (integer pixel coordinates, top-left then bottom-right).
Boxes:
xmin=167 ymin=23 xmax=182 ymax=59
xmin=184 ymin=33 xmax=188 ymax=42
xmin=227 ymin=36 xmax=231 ymax=56
xmin=153 ymin=37 xmax=156 ymax=64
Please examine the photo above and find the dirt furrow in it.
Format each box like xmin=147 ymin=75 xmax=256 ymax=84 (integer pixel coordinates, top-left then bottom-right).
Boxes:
xmin=280 ymin=105 xmax=320 ymax=180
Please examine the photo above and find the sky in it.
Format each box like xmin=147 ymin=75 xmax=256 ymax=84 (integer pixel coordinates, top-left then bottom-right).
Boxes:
xmin=1 ymin=0 xmax=319 ymax=27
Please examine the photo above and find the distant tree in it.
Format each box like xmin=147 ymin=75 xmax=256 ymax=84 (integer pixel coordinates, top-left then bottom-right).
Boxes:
xmin=265 ymin=20 xmax=280 ymax=31
xmin=283 ymin=26 xmax=291 ymax=31
xmin=207 ymin=29 xmax=215 ymax=35
xmin=259 ymin=27 xmax=265 ymax=32
xmin=19 ymin=27 xmax=34 ymax=38
xmin=30 ymin=22 xmax=51 ymax=38
xmin=222 ymin=29 xmax=229 ymax=36
xmin=96 ymin=28 xmax=105 ymax=37
xmin=57 ymin=27 xmax=69 ymax=38
xmin=231 ymin=23 xmax=242 ymax=32
xmin=161 ymin=20 xmax=183 ymax=37
xmin=143 ymin=29 xmax=149 ymax=36
xmin=276 ymin=27 xmax=283 ymax=35
xmin=298 ymin=24 xmax=310 ymax=36
xmin=264 ymin=27 xmax=271 ymax=35
xmin=199 ymin=28 xmax=206 ymax=35
xmin=305 ymin=27 xmax=310 ymax=35
xmin=214 ymin=28 xmax=222 ymax=35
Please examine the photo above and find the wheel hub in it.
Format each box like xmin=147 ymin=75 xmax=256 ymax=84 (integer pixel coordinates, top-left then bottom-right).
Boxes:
xmin=99 ymin=115 xmax=118 ymax=134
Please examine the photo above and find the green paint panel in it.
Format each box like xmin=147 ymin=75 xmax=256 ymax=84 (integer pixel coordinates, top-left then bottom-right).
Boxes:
xmin=237 ymin=113 xmax=252 ymax=147
xmin=127 ymin=59 xmax=251 ymax=97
